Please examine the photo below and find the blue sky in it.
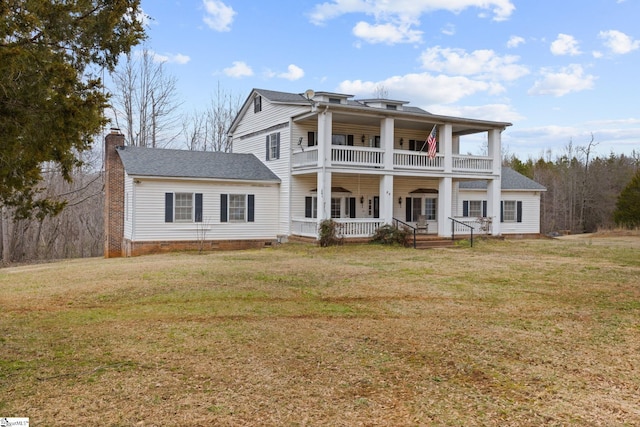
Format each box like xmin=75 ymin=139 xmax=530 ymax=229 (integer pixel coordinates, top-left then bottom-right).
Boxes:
xmin=134 ymin=0 xmax=640 ymax=159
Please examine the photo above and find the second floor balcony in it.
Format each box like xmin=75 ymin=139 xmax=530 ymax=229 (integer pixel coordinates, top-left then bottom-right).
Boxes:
xmin=292 ymin=145 xmax=494 ymax=175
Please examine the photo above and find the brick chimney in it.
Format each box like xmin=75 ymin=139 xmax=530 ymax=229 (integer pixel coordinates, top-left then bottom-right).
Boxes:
xmin=104 ymin=129 xmax=125 ymax=258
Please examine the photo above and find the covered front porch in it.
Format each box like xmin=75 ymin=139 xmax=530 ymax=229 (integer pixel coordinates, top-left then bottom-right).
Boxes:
xmin=289 ymin=173 xmax=499 ymax=240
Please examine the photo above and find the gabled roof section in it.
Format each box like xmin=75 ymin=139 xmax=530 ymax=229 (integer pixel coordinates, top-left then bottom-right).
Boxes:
xmin=254 ymin=88 xmax=310 ymax=105
xmin=117 ymin=146 xmax=280 ymax=182
xmin=459 ymin=167 xmax=546 ymax=191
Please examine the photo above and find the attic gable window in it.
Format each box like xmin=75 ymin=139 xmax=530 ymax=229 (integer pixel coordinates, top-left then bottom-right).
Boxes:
xmin=386 ymin=104 xmax=397 ymax=110
xmin=254 ymin=95 xmax=262 ymax=113
xmin=328 ymin=97 xmax=341 ymax=104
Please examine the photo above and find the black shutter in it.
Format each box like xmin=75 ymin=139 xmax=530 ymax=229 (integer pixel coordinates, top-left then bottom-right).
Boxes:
xmin=500 ymin=201 xmax=504 ymax=223
xmin=409 ymin=140 xmax=416 ymax=151
xmin=265 ymin=135 xmax=270 ymax=160
xmin=195 ymin=193 xmax=203 ymax=222
xmin=165 ymin=193 xmax=173 ymax=222
xmin=517 ymin=201 xmax=523 ymax=223
xmin=275 ymin=133 xmax=280 ymax=159
xmin=347 ymin=135 xmax=354 ymax=146
xmin=482 ymin=200 xmax=487 ymax=217
xmin=406 ymin=198 xmax=412 ymax=222
xmin=305 ymin=197 xmax=312 ymax=218
xmin=247 ymin=194 xmax=255 ymax=222
xmin=349 ymin=197 xmax=356 ymax=218
xmin=308 ymin=131 xmax=315 ymax=147
xmin=463 ymin=201 xmax=469 ymax=217
xmin=220 ymin=194 xmax=228 ymax=222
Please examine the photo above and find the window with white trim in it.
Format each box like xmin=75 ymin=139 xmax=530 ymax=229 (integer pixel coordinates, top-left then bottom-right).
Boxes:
xmin=468 ymin=200 xmax=482 ymax=217
xmin=503 ymin=200 xmax=517 ymax=222
xmin=425 ymin=198 xmax=437 ymax=221
xmin=267 ymin=132 xmax=280 ymax=160
xmin=175 ymin=193 xmax=193 ymax=222
xmin=330 ymin=198 xmax=341 ymax=218
xmin=229 ymin=194 xmax=246 ymax=222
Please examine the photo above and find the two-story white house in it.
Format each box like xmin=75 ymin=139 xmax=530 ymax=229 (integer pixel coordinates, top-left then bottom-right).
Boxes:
xmin=104 ymin=88 xmax=545 ymax=257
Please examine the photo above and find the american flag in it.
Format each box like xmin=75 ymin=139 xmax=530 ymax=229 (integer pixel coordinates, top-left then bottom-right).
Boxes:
xmin=427 ymin=125 xmax=437 ymax=159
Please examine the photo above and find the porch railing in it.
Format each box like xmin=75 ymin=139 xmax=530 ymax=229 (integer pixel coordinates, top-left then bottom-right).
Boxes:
xmin=291 ymin=218 xmax=384 ymax=239
xmin=331 ymin=146 xmax=384 ymax=167
xmin=394 ymin=151 xmax=443 ymax=170
xmin=452 ymin=155 xmax=493 ymax=172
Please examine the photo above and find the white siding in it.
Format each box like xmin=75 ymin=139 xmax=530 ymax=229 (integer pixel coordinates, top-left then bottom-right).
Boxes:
xmin=232 ymin=96 xmax=309 ymax=237
xmin=131 ymin=178 xmax=279 ymax=242
xmin=457 ymin=189 xmax=541 ymax=234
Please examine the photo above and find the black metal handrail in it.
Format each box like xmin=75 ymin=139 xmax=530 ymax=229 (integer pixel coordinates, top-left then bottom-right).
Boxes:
xmin=448 ymin=217 xmax=474 ymax=247
xmin=392 ymin=217 xmax=417 ymax=248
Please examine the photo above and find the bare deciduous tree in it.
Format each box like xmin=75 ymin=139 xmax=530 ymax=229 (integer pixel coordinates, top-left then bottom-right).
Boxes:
xmin=110 ymin=48 xmax=182 ymax=147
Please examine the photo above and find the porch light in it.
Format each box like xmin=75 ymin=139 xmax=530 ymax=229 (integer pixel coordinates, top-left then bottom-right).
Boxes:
xmin=399 ymin=138 xmax=403 ymax=147
xmin=361 ymin=134 xmax=365 ymax=143
xmin=398 ymin=197 xmax=402 ymax=205
xmin=360 ymin=196 xmax=364 ymax=205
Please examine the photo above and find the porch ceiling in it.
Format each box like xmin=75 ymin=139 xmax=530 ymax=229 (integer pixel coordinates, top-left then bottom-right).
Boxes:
xmin=294 ymin=110 xmax=502 ymax=136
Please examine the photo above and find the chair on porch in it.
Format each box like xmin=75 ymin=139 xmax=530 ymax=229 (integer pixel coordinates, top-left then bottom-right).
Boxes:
xmin=416 ymin=215 xmax=428 ymax=233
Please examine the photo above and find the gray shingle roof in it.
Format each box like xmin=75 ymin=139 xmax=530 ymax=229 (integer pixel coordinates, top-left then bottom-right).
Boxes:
xmin=459 ymin=167 xmax=546 ymax=191
xmin=117 ymin=146 xmax=280 ymax=182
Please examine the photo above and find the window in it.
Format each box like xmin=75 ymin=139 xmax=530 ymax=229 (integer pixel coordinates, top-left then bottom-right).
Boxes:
xmin=175 ymin=193 xmax=193 ymax=222
xmin=220 ymin=194 xmax=255 ymax=223
xmin=462 ymin=200 xmax=487 ymax=218
xmin=425 ymin=198 xmax=437 ymax=221
xmin=411 ymin=197 xmax=422 ymax=222
xmin=307 ymin=131 xmax=316 ymax=147
xmin=501 ymin=200 xmax=523 ymax=223
xmin=266 ymin=132 xmax=280 ymax=160
xmin=468 ymin=200 xmax=482 ymax=217
xmin=331 ymin=198 xmax=341 ymax=218
xmin=228 ymin=194 xmax=246 ymax=221
xmin=305 ymin=197 xmax=318 ymax=218
xmin=386 ymin=104 xmax=397 ymax=110
xmin=254 ymin=95 xmax=262 ymax=113
xmin=502 ymin=200 xmax=517 ymax=222
xmin=165 ymin=193 xmax=202 ymax=223
xmin=328 ymin=97 xmax=341 ymax=104
xmin=331 ymin=134 xmax=354 ymax=146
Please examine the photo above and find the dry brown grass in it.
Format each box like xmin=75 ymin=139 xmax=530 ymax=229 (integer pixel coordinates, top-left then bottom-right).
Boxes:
xmin=1 ymin=237 xmax=640 ymax=426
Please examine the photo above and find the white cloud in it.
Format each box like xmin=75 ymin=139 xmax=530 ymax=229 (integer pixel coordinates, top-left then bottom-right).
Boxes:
xmin=441 ymin=23 xmax=456 ymax=36
xmin=223 ymin=61 xmax=253 ymax=78
xmin=419 ymin=46 xmax=529 ymax=82
xmin=278 ymin=64 xmax=305 ymax=81
xmin=592 ymin=50 xmax=603 ymax=59
xmin=309 ymin=0 xmax=515 ymax=25
xmin=352 ymin=21 xmax=422 ymax=44
xmin=599 ymin=30 xmax=640 ymax=54
xmin=550 ymin=33 xmax=581 ymax=56
xmin=309 ymin=0 xmax=515 ymax=44
xmin=506 ymin=35 xmax=525 ymax=48
xmin=337 ymin=73 xmax=498 ymax=106
xmin=528 ymin=64 xmax=596 ymax=97
xmin=202 ymin=0 xmax=236 ymax=32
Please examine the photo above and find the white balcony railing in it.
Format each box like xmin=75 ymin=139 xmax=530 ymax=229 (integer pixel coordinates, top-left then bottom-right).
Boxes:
xmin=331 ymin=146 xmax=384 ymax=167
xmin=292 ymin=146 xmax=493 ymax=174
xmin=450 ymin=217 xmax=493 ymax=235
xmin=452 ymin=155 xmax=493 ymax=173
xmin=394 ymin=151 xmax=443 ymax=170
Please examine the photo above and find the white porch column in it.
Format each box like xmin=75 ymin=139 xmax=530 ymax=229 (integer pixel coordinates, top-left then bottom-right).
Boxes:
xmin=438 ymin=177 xmax=453 ymax=237
xmin=317 ymin=109 xmax=333 ymax=221
xmin=379 ymin=175 xmax=394 ymax=225
xmin=488 ymin=129 xmax=501 ymax=175
xmin=317 ymin=170 xmax=332 ymax=221
xmin=381 ymin=117 xmax=394 ymax=170
xmin=441 ymin=124 xmax=453 ymax=173
xmin=487 ymin=129 xmax=502 ymax=235
xmin=487 ymin=178 xmax=501 ymax=236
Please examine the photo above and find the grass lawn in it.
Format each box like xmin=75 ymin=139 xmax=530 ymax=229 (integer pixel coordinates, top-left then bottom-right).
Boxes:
xmin=1 ymin=236 xmax=639 ymax=425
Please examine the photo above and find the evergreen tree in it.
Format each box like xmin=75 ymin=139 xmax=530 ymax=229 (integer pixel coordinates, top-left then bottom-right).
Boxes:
xmin=0 ymin=1 xmax=145 ymax=219
xmin=613 ymin=170 xmax=640 ymax=229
